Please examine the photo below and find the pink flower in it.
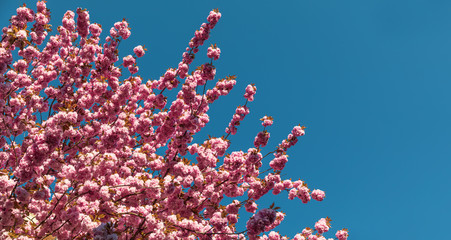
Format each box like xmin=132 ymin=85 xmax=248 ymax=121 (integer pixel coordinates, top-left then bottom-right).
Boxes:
xmin=298 ymin=185 xmax=311 ymax=203
xmin=335 ymin=230 xmax=349 ymax=240
xmin=269 ymin=154 xmax=288 ymax=171
xmin=244 ymin=84 xmax=257 ymax=101
xmin=114 ymin=20 xmax=131 ymax=39
xmin=260 ymin=115 xmax=274 ymax=127
xmin=308 ymin=235 xmax=318 ymax=240
xmin=254 ymin=131 xmax=270 ymax=148
xmin=312 ymin=189 xmax=326 ymax=201
xmin=207 ymin=44 xmax=221 ymax=60
xmin=134 ymin=45 xmax=146 ymax=57
xmin=15 ymin=187 xmax=30 ymax=202
xmin=246 ymin=208 xmax=277 ymax=236
xmin=292 ymin=125 xmax=306 ymax=137
xmin=293 ymin=234 xmax=306 ymax=240
xmin=76 ymin=8 xmax=90 ymax=38
xmin=288 ymin=188 xmax=297 ymax=200
xmin=16 ymin=30 xmax=28 ymax=39
xmin=268 ymin=231 xmax=281 ymax=240
xmin=245 ymin=200 xmax=258 ymax=213
xmin=89 ymin=23 xmax=102 ymax=37
xmin=302 ymin=228 xmax=313 ymax=236
xmin=314 ymin=218 xmax=330 ymax=234
xmin=123 ymin=55 xmax=135 ymax=68
xmin=207 ymin=9 xmax=221 ymax=27
xmin=177 ymin=62 xmax=188 ymax=79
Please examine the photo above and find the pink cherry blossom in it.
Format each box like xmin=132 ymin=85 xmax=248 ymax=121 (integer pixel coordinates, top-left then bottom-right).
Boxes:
xmin=315 ymin=218 xmax=331 ymax=234
xmin=336 ymin=229 xmax=349 ymax=240
xmin=207 ymin=44 xmax=221 ymax=60
xmin=133 ymin=45 xmax=146 ymax=58
xmin=246 ymin=208 xmax=277 ymax=237
xmin=0 ymin=2 xmax=348 ymax=239
xmin=244 ymin=84 xmax=257 ymax=101
xmin=312 ymin=189 xmax=326 ymax=201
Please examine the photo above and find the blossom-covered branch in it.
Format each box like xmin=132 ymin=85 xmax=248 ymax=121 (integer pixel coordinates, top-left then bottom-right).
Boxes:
xmin=0 ymin=2 xmax=348 ymax=240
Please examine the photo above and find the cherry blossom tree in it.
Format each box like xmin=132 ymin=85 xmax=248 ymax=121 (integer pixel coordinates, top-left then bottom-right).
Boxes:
xmin=0 ymin=1 xmax=349 ymax=240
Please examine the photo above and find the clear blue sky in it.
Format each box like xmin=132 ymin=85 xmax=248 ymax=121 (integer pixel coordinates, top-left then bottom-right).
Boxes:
xmin=1 ymin=0 xmax=451 ymax=239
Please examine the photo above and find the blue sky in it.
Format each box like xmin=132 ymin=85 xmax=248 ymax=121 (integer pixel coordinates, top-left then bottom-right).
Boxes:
xmin=1 ymin=0 xmax=451 ymax=239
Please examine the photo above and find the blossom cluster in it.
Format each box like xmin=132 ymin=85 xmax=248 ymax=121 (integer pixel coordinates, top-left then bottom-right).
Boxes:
xmin=0 ymin=2 xmax=348 ymax=240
